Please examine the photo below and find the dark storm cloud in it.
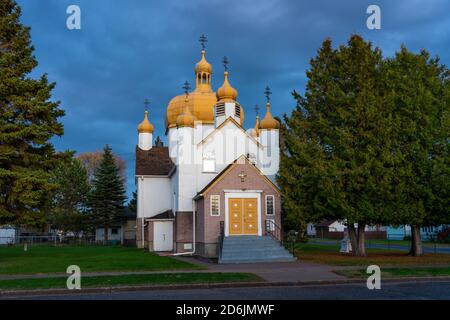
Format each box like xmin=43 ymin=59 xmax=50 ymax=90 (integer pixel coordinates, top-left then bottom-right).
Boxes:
xmin=17 ymin=0 xmax=450 ymax=197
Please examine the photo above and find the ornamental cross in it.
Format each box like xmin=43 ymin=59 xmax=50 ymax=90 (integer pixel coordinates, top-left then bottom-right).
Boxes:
xmin=222 ymin=56 xmax=229 ymax=71
xmin=238 ymin=171 xmax=247 ymax=182
xmin=182 ymin=81 xmax=191 ymax=95
xmin=144 ymin=98 xmax=150 ymax=110
xmin=264 ymin=86 xmax=272 ymax=102
xmin=254 ymin=104 xmax=259 ymax=117
xmin=199 ymin=34 xmax=208 ymax=50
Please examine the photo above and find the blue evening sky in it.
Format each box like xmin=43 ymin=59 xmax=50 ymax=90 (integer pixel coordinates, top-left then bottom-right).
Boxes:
xmin=17 ymin=0 xmax=450 ymax=199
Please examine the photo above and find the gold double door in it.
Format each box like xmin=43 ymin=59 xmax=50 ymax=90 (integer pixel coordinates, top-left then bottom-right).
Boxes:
xmin=228 ymin=198 xmax=258 ymax=235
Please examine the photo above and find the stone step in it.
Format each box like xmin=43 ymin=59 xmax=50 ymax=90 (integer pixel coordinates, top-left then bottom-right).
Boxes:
xmin=219 ymin=235 xmax=296 ymax=264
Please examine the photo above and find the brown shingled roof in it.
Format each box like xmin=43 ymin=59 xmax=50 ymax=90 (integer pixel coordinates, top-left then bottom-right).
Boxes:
xmin=135 ymin=146 xmax=175 ymax=176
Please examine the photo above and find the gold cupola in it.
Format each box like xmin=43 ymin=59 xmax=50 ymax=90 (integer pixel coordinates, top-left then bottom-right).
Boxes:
xmin=260 ymin=102 xmax=280 ymax=130
xmin=216 ymin=71 xmax=238 ymax=102
xmin=166 ymin=48 xmax=216 ymax=129
xmin=176 ymin=82 xmax=196 ymax=128
xmin=250 ymin=115 xmax=260 ymax=138
xmin=137 ymin=110 xmax=154 ymax=133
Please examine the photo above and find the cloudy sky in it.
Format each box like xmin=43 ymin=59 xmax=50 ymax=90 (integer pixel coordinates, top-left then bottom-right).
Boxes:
xmin=17 ymin=0 xmax=450 ymax=198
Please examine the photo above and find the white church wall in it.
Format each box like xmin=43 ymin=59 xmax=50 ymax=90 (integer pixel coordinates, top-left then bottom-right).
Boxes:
xmin=137 ymin=177 xmax=172 ymax=218
xmin=138 ymin=132 xmax=152 ymax=150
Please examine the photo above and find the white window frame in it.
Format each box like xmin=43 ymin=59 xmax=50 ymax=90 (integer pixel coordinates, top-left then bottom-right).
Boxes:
xmin=265 ymin=195 xmax=275 ymax=216
xmin=210 ymin=195 xmax=220 ymax=216
xmin=202 ymin=152 xmax=216 ymax=173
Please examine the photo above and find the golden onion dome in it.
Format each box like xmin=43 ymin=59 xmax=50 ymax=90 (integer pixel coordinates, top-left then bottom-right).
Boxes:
xmin=176 ymin=97 xmax=196 ymax=128
xmin=195 ymin=50 xmax=212 ymax=74
xmin=216 ymin=71 xmax=238 ymax=102
xmin=167 ymin=91 xmax=216 ymax=128
xmin=260 ymin=102 xmax=280 ymax=130
xmin=137 ymin=110 xmax=154 ymax=133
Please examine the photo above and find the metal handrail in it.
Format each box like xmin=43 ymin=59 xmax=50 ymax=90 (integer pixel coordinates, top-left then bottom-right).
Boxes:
xmin=218 ymin=221 xmax=225 ymax=258
xmin=265 ymin=220 xmax=283 ymax=245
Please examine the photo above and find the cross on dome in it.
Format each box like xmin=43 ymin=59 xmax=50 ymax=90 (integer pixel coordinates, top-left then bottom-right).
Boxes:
xmin=254 ymin=104 xmax=259 ymax=117
xmin=199 ymin=34 xmax=208 ymax=50
xmin=144 ymin=98 xmax=150 ymax=110
xmin=222 ymin=56 xmax=229 ymax=71
xmin=264 ymin=86 xmax=272 ymax=102
xmin=182 ymin=80 xmax=191 ymax=95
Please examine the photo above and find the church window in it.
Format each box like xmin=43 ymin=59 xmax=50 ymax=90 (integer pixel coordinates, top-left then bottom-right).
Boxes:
xmin=203 ymin=152 xmax=215 ymax=172
xmin=210 ymin=195 xmax=220 ymax=216
xmin=111 ymin=228 xmax=119 ymax=235
xmin=266 ymin=195 xmax=275 ymax=215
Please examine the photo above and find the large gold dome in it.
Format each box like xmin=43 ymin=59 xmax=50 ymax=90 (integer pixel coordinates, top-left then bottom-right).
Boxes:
xmin=166 ymin=91 xmax=217 ymax=128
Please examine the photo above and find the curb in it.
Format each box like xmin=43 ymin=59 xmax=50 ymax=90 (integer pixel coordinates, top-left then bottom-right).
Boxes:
xmin=2 ymin=276 xmax=450 ymax=298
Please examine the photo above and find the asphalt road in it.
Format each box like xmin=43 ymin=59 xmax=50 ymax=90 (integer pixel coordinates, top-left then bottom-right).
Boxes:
xmin=11 ymin=280 xmax=450 ymax=300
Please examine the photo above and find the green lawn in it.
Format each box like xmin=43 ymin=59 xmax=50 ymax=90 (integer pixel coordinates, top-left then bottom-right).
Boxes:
xmin=0 ymin=246 xmax=201 ymax=275
xmin=294 ymin=243 xmax=450 ymax=267
xmin=0 ymin=272 xmax=261 ymax=290
xmin=336 ymin=267 xmax=450 ymax=279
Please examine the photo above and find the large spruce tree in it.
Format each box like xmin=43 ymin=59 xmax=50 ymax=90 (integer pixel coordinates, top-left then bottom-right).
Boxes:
xmin=383 ymin=47 xmax=449 ymax=256
xmin=89 ymin=145 xmax=127 ymax=241
xmin=278 ymin=35 xmax=395 ymax=256
xmin=0 ymin=0 xmax=65 ymax=227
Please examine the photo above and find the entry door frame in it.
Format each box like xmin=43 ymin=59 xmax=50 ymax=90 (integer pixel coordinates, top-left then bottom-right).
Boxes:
xmin=224 ymin=190 xmax=262 ymax=237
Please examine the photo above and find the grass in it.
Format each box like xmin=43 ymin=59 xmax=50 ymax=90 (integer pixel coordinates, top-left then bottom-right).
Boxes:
xmin=0 ymin=272 xmax=262 ymax=290
xmin=294 ymin=243 xmax=450 ymax=267
xmin=336 ymin=267 xmax=450 ymax=279
xmin=0 ymin=245 xmax=201 ymax=275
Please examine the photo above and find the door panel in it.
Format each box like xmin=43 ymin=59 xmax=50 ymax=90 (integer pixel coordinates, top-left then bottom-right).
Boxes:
xmin=153 ymin=221 xmax=173 ymax=251
xmin=228 ymin=198 xmax=258 ymax=236
xmin=243 ymin=198 xmax=258 ymax=235
xmin=228 ymin=198 xmax=243 ymax=235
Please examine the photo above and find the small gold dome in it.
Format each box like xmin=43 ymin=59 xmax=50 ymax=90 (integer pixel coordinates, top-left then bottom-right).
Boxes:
xmin=195 ymin=50 xmax=212 ymax=74
xmin=176 ymin=97 xmax=196 ymax=128
xmin=260 ymin=102 xmax=280 ymax=130
xmin=251 ymin=116 xmax=260 ymax=137
xmin=216 ymin=71 xmax=238 ymax=102
xmin=138 ymin=110 xmax=154 ymax=133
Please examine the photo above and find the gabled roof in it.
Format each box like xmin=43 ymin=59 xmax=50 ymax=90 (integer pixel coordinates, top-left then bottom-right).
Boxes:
xmin=145 ymin=209 xmax=174 ymax=220
xmin=195 ymin=154 xmax=280 ymax=198
xmin=197 ymin=117 xmax=262 ymax=148
xmin=135 ymin=146 xmax=175 ymax=176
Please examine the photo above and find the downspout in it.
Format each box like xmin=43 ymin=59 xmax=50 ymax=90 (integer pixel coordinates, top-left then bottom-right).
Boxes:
xmin=172 ymin=199 xmax=196 ymax=256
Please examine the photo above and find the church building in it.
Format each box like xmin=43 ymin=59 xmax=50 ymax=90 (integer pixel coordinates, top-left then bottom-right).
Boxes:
xmin=135 ymin=41 xmax=294 ymax=263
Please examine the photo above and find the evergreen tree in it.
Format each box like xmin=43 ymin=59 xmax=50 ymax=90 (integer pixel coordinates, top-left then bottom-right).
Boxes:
xmin=89 ymin=145 xmax=127 ymax=241
xmin=383 ymin=47 xmax=450 ymax=256
xmin=48 ymin=154 xmax=91 ymax=236
xmin=278 ymin=35 xmax=395 ymax=256
xmin=128 ymin=191 xmax=137 ymax=213
xmin=0 ymin=0 xmax=64 ymax=227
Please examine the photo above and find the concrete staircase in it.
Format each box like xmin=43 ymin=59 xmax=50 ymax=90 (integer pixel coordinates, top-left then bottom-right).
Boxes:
xmin=219 ymin=236 xmax=296 ymax=264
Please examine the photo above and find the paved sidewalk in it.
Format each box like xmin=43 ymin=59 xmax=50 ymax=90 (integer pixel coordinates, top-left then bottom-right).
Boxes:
xmin=174 ymin=257 xmax=348 ymax=282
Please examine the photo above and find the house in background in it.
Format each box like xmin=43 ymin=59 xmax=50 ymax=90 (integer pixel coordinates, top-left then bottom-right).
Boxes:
xmin=95 ymin=208 xmax=137 ymax=245
xmin=308 ymin=220 xmax=386 ymax=239
xmin=0 ymin=226 xmax=17 ymax=245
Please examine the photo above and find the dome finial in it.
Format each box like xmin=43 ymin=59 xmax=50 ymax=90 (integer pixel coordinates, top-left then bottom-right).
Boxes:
xmin=177 ymin=81 xmax=195 ymax=128
xmin=260 ymin=87 xmax=280 ymax=130
xmin=216 ymin=57 xmax=238 ymax=102
xmin=138 ymin=99 xmax=154 ymax=133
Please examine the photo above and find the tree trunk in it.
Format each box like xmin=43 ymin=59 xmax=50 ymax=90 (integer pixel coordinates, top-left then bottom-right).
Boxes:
xmin=357 ymin=222 xmax=367 ymax=257
xmin=348 ymin=224 xmax=359 ymax=256
xmin=410 ymin=225 xmax=423 ymax=256
xmin=104 ymin=225 xmax=109 ymax=243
